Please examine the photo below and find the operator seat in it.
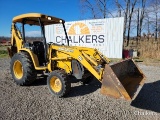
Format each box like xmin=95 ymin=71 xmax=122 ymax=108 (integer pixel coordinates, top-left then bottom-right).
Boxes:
xmin=32 ymin=41 xmax=46 ymax=66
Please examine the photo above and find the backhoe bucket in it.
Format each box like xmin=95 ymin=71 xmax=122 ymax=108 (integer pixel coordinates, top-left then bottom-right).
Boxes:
xmin=101 ymin=59 xmax=146 ymax=100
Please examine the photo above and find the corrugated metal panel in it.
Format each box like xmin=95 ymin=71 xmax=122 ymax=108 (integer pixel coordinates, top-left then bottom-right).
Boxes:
xmin=45 ymin=24 xmax=54 ymax=43
xmin=45 ymin=17 xmax=124 ymax=58
xmin=105 ymin=17 xmax=124 ymax=58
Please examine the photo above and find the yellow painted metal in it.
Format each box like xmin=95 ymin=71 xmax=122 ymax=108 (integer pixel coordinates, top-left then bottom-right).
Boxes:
xmin=51 ymin=57 xmax=72 ymax=60
xmin=13 ymin=13 xmax=64 ymax=25
xmin=10 ymin=24 xmax=47 ymax=70
xmin=47 ymin=45 xmax=52 ymax=72
xmin=50 ymin=76 xmax=62 ymax=93
xmin=96 ymin=49 xmax=110 ymax=63
xmin=50 ymin=45 xmax=105 ymax=81
xmin=11 ymin=24 xmax=23 ymax=53
xmin=81 ymin=51 xmax=98 ymax=66
xmin=13 ymin=60 xmax=23 ymax=79
xmin=20 ymin=48 xmax=47 ymax=70
xmin=57 ymin=61 xmax=72 ymax=74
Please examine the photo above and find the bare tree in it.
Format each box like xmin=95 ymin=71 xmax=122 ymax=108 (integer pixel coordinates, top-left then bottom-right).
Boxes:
xmin=115 ymin=0 xmax=138 ymax=46
xmin=148 ymin=0 xmax=160 ymax=41
xmin=80 ymin=0 xmax=115 ymax=19
xmin=136 ymin=8 xmax=140 ymax=44
xmin=126 ymin=0 xmax=138 ymax=46
xmin=144 ymin=12 xmax=151 ymax=40
xmin=80 ymin=0 xmax=159 ymax=45
xmin=96 ymin=0 xmax=107 ymax=18
xmin=80 ymin=0 xmax=97 ymax=19
xmin=138 ymin=0 xmax=147 ymax=37
xmin=114 ymin=0 xmax=130 ymax=42
xmin=96 ymin=0 xmax=115 ymax=18
xmin=115 ymin=0 xmax=122 ymax=17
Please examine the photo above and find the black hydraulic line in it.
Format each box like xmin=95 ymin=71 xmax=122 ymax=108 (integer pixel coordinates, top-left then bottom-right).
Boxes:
xmin=22 ymin=19 xmax=26 ymax=43
xmin=38 ymin=18 xmax=48 ymax=64
xmin=62 ymin=21 xmax=69 ymax=46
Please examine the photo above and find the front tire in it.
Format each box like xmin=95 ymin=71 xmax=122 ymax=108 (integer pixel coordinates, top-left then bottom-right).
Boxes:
xmin=47 ymin=70 xmax=71 ymax=97
xmin=10 ymin=52 xmax=37 ymax=85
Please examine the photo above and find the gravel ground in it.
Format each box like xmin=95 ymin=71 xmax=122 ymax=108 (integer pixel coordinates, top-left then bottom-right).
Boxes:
xmin=0 ymin=58 xmax=160 ymax=120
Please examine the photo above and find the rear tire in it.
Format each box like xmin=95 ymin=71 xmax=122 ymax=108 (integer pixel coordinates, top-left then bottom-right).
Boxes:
xmin=47 ymin=70 xmax=71 ymax=97
xmin=10 ymin=52 xmax=37 ymax=85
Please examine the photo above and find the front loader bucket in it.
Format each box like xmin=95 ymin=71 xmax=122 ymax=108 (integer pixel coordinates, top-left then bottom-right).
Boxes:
xmin=101 ymin=59 xmax=146 ymax=100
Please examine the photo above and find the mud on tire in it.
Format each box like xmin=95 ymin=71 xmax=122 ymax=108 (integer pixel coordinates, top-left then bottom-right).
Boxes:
xmin=10 ymin=52 xmax=37 ymax=85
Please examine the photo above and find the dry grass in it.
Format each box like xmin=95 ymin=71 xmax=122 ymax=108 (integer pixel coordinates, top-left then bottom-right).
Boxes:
xmin=138 ymin=39 xmax=160 ymax=59
xmin=124 ymin=38 xmax=160 ymax=59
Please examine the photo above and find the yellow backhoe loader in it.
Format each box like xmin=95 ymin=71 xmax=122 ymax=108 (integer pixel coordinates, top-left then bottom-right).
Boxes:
xmin=8 ymin=13 xmax=146 ymax=100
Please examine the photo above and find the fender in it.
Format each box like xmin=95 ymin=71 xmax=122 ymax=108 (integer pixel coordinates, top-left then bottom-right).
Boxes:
xmin=20 ymin=48 xmax=47 ymax=70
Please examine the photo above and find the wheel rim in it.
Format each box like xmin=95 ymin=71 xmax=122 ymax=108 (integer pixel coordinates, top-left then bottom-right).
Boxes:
xmin=13 ymin=60 xmax=23 ymax=79
xmin=50 ymin=76 xmax=62 ymax=93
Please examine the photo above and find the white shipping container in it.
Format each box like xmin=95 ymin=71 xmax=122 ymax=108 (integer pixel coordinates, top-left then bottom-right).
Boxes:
xmin=45 ymin=17 xmax=124 ymax=58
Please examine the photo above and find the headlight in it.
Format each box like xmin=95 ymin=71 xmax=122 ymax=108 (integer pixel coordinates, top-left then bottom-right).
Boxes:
xmin=48 ymin=17 xmax=51 ymax=20
xmin=59 ymin=20 xmax=62 ymax=23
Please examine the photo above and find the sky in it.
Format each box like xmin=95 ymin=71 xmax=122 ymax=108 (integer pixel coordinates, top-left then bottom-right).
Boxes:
xmin=0 ymin=0 xmax=81 ymax=37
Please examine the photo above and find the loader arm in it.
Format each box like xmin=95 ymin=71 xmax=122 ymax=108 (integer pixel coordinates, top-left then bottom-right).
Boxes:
xmin=50 ymin=45 xmax=106 ymax=81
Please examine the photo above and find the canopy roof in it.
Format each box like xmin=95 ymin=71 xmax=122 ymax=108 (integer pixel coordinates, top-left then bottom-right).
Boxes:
xmin=12 ymin=13 xmax=64 ymax=25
